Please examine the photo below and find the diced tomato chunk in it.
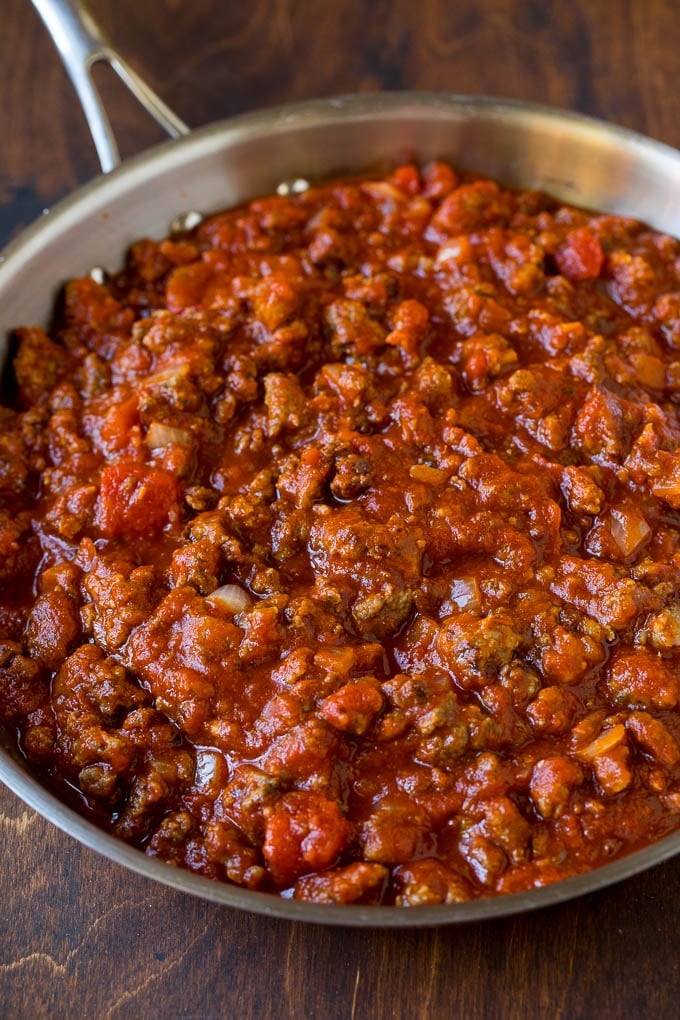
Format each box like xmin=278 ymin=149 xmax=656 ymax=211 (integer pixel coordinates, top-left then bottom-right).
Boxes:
xmin=388 ymin=165 xmax=421 ymax=196
xmin=97 ymin=463 xmax=179 ymax=538
xmin=421 ymin=160 xmax=459 ymax=199
xmin=555 ymin=227 xmax=604 ymax=281
xmin=99 ymin=396 xmax=140 ymax=453
xmin=166 ymin=262 xmax=213 ymax=312
xmin=262 ymin=791 xmax=352 ymax=885
xmin=320 ymin=680 xmax=384 ymax=734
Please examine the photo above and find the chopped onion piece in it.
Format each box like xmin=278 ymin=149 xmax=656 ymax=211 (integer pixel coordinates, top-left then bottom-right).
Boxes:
xmin=145 ymin=363 xmax=191 ymax=387
xmin=450 ymin=577 xmax=481 ymax=612
xmin=208 ymin=584 xmax=252 ymax=613
xmin=195 ymin=750 xmax=217 ymax=784
xmin=610 ymin=507 xmax=651 ymax=558
xmin=435 ymin=237 xmax=472 ymax=266
xmin=575 ymin=723 xmax=626 ymax=763
xmin=361 ymin=181 xmax=406 ymax=204
xmin=650 ymin=451 xmax=680 ymax=509
xmin=193 ymin=749 xmax=226 ymax=794
xmin=145 ymin=422 xmax=191 ymax=449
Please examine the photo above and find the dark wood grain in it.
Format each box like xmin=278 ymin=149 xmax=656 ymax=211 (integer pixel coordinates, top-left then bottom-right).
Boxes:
xmin=2 ymin=1 xmax=680 ymax=1016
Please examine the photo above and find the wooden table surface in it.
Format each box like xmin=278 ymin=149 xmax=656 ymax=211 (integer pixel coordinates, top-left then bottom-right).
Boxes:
xmin=2 ymin=1 xmax=680 ymax=1016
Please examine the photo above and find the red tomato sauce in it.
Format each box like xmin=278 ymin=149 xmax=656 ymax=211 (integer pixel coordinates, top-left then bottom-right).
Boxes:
xmin=2 ymin=163 xmax=680 ymax=905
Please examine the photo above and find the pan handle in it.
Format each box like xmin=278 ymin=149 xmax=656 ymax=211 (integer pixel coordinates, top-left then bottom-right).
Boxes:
xmin=31 ymin=0 xmax=190 ymax=173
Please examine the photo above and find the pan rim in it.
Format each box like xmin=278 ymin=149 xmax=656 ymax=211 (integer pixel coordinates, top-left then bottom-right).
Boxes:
xmin=4 ymin=737 xmax=680 ymax=926
xmin=2 ymin=89 xmax=680 ymax=273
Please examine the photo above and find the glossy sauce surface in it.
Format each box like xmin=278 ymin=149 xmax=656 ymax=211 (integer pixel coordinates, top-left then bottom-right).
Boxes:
xmin=2 ymin=163 xmax=680 ymax=905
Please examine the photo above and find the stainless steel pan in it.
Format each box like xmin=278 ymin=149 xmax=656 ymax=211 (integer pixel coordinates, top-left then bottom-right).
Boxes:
xmin=2 ymin=0 xmax=680 ymax=927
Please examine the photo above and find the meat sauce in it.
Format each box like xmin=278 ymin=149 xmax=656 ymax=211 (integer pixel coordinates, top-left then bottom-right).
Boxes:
xmin=2 ymin=162 xmax=680 ymax=906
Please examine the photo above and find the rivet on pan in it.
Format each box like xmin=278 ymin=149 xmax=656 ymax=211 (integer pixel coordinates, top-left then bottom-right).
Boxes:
xmin=89 ymin=267 xmax=107 ymax=284
xmin=170 ymin=210 xmax=204 ymax=235
xmin=276 ymin=178 xmax=310 ymax=196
